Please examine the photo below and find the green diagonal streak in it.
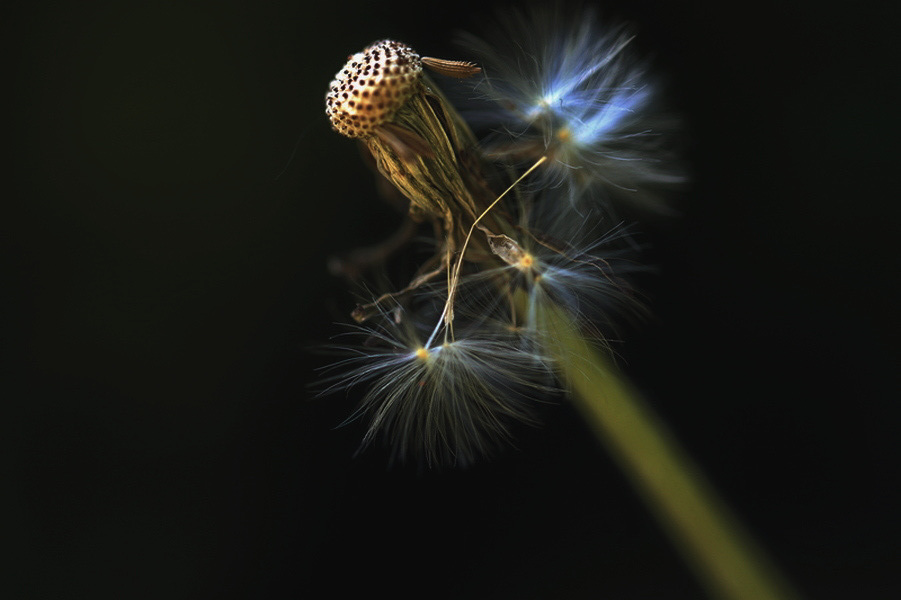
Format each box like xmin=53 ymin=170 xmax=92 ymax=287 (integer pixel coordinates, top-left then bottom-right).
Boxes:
xmin=541 ymin=306 xmax=800 ymax=600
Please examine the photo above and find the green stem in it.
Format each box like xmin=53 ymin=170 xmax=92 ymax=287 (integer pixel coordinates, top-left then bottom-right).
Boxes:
xmin=541 ymin=306 xmax=800 ymax=600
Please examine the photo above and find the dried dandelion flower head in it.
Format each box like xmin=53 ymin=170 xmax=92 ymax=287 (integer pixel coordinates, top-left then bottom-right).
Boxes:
xmin=320 ymin=6 xmax=682 ymax=467
xmin=324 ymin=38 xmax=485 ymax=225
xmin=325 ymin=40 xmax=423 ymax=139
xmin=314 ymin=21 xmax=799 ymax=600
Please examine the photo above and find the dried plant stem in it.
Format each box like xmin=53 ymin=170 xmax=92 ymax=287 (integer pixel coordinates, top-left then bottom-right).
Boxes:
xmin=540 ymin=305 xmax=799 ymax=600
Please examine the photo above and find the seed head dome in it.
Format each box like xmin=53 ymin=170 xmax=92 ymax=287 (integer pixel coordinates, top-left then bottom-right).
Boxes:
xmin=325 ymin=40 xmax=423 ymax=138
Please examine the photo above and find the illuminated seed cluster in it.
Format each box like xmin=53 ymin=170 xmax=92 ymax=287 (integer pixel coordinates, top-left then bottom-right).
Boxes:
xmin=325 ymin=40 xmax=423 ymax=138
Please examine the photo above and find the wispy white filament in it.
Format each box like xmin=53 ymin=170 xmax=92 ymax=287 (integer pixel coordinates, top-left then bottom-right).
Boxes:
xmin=456 ymin=5 xmax=684 ymax=212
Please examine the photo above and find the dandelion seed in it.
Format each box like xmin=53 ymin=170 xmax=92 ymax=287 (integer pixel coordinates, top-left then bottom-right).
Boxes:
xmin=456 ymin=5 xmax=684 ymax=213
xmin=459 ymin=202 xmax=648 ymax=350
xmin=321 ymin=310 xmax=556 ymax=467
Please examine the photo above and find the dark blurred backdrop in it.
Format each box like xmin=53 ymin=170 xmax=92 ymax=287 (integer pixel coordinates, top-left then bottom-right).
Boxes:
xmin=6 ymin=1 xmax=899 ymax=598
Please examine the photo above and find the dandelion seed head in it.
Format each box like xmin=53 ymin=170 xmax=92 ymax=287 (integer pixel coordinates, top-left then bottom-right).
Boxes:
xmin=320 ymin=6 xmax=678 ymax=468
xmin=325 ymin=39 xmax=422 ymax=138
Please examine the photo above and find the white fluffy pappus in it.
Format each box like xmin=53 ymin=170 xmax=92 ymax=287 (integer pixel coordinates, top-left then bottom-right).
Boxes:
xmin=460 ymin=206 xmax=650 ymax=350
xmin=319 ymin=308 xmax=558 ymax=467
xmin=456 ymin=4 xmax=684 ymax=213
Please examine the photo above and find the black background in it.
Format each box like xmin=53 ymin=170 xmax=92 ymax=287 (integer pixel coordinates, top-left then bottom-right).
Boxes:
xmin=6 ymin=0 xmax=899 ymax=598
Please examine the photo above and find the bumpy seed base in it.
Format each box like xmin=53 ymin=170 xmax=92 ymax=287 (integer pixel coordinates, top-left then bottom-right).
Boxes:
xmin=326 ymin=40 xmax=423 ymax=138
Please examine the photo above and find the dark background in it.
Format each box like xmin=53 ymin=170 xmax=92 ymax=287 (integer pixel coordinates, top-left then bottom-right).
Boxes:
xmin=6 ymin=0 xmax=899 ymax=598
